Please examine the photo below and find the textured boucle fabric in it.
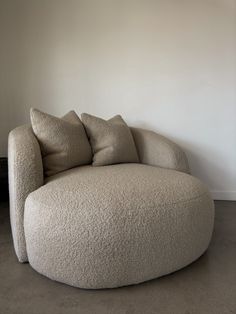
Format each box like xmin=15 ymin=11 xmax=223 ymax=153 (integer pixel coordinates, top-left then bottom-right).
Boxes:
xmin=9 ymin=123 xmax=192 ymax=265
xmin=24 ymin=164 xmax=214 ymax=289
xmin=31 ymin=108 xmax=92 ymax=176
xmin=81 ymin=113 xmax=139 ymax=166
xmin=131 ymin=127 xmax=190 ymax=174
xmin=8 ymin=125 xmax=44 ymax=262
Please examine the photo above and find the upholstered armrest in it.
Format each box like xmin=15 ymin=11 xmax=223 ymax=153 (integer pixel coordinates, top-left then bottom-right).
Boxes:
xmin=131 ymin=127 xmax=190 ymax=174
xmin=8 ymin=125 xmax=44 ymax=262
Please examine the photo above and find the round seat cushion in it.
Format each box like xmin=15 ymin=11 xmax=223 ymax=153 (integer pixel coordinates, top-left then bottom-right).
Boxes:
xmin=24 ymin=164 xmax=214 ymax=289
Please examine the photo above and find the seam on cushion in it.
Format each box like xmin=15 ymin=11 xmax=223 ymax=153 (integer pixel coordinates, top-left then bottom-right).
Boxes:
xmin=26 ymin=190 xmax=210 ymax=211
xmin=145 ymin=163 xmax=189 ymax=174
xmin=160 ymin=191 xmax=210 ymax=207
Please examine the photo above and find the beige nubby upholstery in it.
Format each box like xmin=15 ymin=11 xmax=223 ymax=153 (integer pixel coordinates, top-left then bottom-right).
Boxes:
xmin=8 ymin=125 xmax=214 ymax=288
xmin=130 ymin=128 xmax=190 ymax=174
xmin=8 ymin=125 xmax=44 ymax=262
xmin=81 ymin=113 xmax=139 ymax=166
xmin=31 ymin=108 xmax=92 ymax=176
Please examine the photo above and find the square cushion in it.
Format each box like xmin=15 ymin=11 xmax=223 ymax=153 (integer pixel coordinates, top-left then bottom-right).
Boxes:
xmin=81 ymin=113 xmax=139 ymax=166
xmin=30 ymin=108 xmax=92 ymax=176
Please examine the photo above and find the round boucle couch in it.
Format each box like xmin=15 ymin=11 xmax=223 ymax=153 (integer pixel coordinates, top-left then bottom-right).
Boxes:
xmin=8 ymin=125 xmax=214 ymax=289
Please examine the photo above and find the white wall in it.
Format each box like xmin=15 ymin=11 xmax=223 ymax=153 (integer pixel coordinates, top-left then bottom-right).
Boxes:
xmin=0 ymin=0 xmax=236 ymax=200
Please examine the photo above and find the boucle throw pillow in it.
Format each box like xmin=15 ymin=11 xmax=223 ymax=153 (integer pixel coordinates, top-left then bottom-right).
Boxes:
xmin=81 ymin=113 xmax=139 ymax=166
xmin=31 ymin=108 xmax=92 ymax=176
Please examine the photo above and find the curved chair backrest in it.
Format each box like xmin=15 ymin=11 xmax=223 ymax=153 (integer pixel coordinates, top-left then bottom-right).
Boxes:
xmin=8 ymin=124 xmax=189 ymax=262
xmin=8 ymin=125 xmax=44 ymax=262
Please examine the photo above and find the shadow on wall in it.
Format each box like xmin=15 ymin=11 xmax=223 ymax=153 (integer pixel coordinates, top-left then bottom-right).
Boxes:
xmin=180 ymin=141 xmax=235 ymax=200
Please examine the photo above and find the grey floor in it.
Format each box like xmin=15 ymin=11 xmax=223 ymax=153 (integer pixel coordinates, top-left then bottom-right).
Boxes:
xmin=0 ymin=201 xmax=235 ymax=314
